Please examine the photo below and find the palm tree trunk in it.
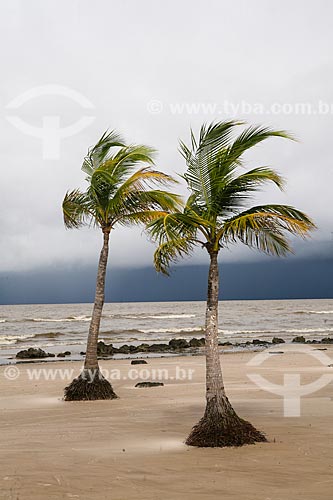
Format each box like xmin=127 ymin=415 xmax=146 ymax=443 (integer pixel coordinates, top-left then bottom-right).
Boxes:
xmin=84 ymin=229 xmax=110 ymax=370
xmin=64 ymin=228 xmax=118 ymax=401
xmin=186 ymin=251 xmax=266 ymax=447
xmin=204 ymin=251 xmax=228 ymax=410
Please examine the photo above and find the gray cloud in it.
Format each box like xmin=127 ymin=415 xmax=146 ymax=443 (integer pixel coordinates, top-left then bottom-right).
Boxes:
xmin=0 ymin=0 xmax=332 ymax=272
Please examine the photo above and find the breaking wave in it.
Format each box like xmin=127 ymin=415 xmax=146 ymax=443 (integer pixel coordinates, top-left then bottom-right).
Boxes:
xmin=103 ymin=313 xmax=196 ymax=320
xmin=219 ymin=327 xmax=333 ymax=336
xmin=29 ymin=315 xmax=91 ymax=323
xmin=0 ymin=331 xmax=65 ymax=346
xmin=0 ymin=334 xmax=36 ymax=346
xmin=294 ymin=310 xmax=333 ymax=315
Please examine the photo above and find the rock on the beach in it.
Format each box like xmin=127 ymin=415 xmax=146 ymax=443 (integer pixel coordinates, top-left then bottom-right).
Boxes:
xmin=97 ymin=341 xmax=114 ymax=356
xmin=147 ymin=343 xmax=170 ymax=352
xmin=292 ymin=336 xmax=306 ymax=343
xmin=16 ymin=348 xmax=55 ymax=359
xmin=96 ymin=338 xmax=208 ymax=357
xmin=169 ymin=339 xmax=189 ymax=350
xmin=117 ymin=344 xmax=131 ymax=354
xmin=135 ymin=382 xmax=164 ymax=388
xmin=252 ymin=339 xmax=270 ymax=345
xmin=131 ymin=359 xmax=148 ymax=365
xmin=322 ymin=337 xmax=333 ymax=344
xmin=272 ymin=337 xmax=285 ymax=344
xmin=57 ymin=351 xmax=71 ymax=358
xmin=189 ymin=338 xmax=205 ymax=347
xmin=136 ymin=343 xmax=150 ymax=352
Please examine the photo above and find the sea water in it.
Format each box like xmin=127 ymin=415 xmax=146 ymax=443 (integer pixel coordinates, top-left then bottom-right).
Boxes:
xmin=0 ymin=298 xmax=332 ymax=364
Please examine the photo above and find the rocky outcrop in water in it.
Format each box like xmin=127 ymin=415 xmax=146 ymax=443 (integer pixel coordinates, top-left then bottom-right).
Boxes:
xmin=16 ymin=348 xmax=55 ymax=359
xmin=57 ymin=351 xmax=71 ymax=357
xmin=15 ymin=336 xmax=333 ymax=361
xmin=96 ymin=337 xmax=206 ymax=357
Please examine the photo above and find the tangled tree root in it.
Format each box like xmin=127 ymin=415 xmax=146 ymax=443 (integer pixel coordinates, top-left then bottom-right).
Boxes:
xmin=186 ymin=397 xmax=267 ymax=448
xmin=64 ymin=369 xmax=118 ymax=401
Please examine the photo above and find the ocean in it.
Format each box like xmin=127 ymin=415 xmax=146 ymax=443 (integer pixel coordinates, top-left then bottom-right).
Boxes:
xmin=0 ymin=298 xmax=333 ymax=365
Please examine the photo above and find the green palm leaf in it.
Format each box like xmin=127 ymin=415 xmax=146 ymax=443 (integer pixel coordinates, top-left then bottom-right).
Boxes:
xmin=62 ymin=189 xmax=93 ymax=229
xmin=151 ymin=120 xmax=315 ymax=274
xmin=219 ymin=204 xmax=316 ymax=254
xmin=63 ymin=130 xmax=180 ymax=232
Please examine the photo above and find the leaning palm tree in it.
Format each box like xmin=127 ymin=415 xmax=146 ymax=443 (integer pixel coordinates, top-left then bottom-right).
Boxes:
xmin=62 ymin=130 xmax=180 ymax=401
xmin=147 ymin=121 xmax=315 ymax=447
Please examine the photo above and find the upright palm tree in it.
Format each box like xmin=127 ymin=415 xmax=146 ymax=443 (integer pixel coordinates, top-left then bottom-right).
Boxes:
xmin=62 ymin=130 xmax=180 ymax=401
xmin=147 ymin=121 xmax=315 ymax=447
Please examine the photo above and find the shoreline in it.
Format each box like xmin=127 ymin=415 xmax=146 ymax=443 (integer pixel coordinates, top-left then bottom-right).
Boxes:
xmin=3 ymin=335 xmax=333 ymax=366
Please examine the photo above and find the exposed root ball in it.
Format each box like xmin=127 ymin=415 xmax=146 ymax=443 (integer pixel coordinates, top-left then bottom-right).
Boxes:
xmin=186 ymin=398 xmax=267 ymax=448
xmin=64 ymin=369 xmax=118 ymax=401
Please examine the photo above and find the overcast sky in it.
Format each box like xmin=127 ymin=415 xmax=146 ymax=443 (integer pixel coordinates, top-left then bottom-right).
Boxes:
xmin=1 ymin=0 xmax=332 ymax=273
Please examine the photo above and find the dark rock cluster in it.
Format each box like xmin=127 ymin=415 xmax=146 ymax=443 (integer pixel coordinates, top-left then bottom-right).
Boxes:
xmin=96 ymin=337 xmax=206 ymax=357
xmin=15 ymin=336 xmax=333 ymax=360
xmin=57 ymin=351 xmax=71 ymax=358
xmin=16 ymin=348 xmax=55 ymax=359
xmin=292 ymin=336 xmax=333 ymax=344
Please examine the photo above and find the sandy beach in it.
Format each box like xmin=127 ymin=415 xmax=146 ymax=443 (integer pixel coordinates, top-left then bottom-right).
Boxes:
xmin=0 ymin=347 xmax=332 ymax=500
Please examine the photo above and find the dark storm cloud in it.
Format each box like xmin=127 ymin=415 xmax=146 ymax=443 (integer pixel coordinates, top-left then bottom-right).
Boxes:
xmin=0 ymin=254 xmax=332 ymax=304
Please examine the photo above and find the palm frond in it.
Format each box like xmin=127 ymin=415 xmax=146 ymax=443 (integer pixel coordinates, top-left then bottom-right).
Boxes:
xmin=147 ymin=209 xmax=211 ymax=274
xmin=180 ymin=121 xmax=239 ymax=205
xmin=96 ymin=144 xmax=156 ymax=186
xmin=219 ymin=204 xmax=316 ymax=255
xmin=111 ymin=167 xmax=177 ymax=204
xmin=82 ymin=130 xmax=125 ymax=176
xmin=147 ymin=210 xmax=207 ymax=244
xmin=62 ymin=189 xmax=93 ymax=229
xmin=225 ymin=125 xmax=294 ymax=166
xmin=154 ymin=237 xmax=195 ymax=275
xmin=117 ymin=210 xmax=169 ymax=227
xmin=210 ymin=167 xmax=285 ymax=216
xmin=112 ymin=190 xmax=183 ymax=225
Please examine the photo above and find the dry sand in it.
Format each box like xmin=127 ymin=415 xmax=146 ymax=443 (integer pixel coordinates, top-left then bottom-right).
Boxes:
xmin=0 ymin=346 xmax=332 ymax=500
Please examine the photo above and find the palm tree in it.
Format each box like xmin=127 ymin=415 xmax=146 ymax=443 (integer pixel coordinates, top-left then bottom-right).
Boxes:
xmin=147 ymin=121 xmax=315 ymax=447
xmin=62 ymin=130 xmax=180 ymax=401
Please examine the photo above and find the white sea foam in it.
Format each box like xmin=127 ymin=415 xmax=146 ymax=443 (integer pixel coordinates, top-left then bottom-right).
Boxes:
xmin=104 ymin=313 xmax=196 ymax=320
xmin=219 ymin=327 xmax=333 ymax=336
xmin=0 ymin=334 xmax=36 ymax=345
xmin=0 ymin=339 xmax=18 ymax=346
xmin=31 ymin=316 xmax=91 ymax=323
xmin=98 ymin=325 xmax=333 ymax=336
xmin=138 ymin=327 xmax=204 ymax=334
xmin=308 ymin=310 xmax=333 ymax=315
xmin=144 ymin=314 xmax=196 ymax=319
xmin=295 ymin=310 xmax=333 ymax=315
xmin=284 ymin=327 xmax=333 ymax=333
